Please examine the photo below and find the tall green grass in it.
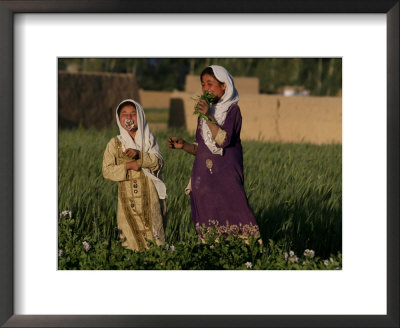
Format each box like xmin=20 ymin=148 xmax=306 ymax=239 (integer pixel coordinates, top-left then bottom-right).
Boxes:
xmin=58 ymin=127 xmax=341 ymax=257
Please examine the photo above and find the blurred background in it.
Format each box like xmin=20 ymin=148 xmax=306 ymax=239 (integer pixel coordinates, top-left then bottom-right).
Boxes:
xmin=59 ymin=58 xmax=342 ymax=95
xmin=58 ymin=58 xmax=342 ymax=144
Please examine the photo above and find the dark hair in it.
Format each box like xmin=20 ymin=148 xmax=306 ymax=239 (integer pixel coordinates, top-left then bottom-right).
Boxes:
xmin=117 ymin=101 xmax=136 ymax=117
xmin=200 ymin=66 xmax=223 ymax=84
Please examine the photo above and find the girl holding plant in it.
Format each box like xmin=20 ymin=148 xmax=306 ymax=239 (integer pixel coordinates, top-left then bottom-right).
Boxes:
xmin=168 ymin=65 xmax=260 ymax=238
xmin=103 ymin=99 xmax=166 ymax=251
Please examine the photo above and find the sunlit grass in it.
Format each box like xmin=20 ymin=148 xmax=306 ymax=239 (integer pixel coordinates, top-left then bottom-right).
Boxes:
xmin=58 ymin=127 xmax=341 ymax=258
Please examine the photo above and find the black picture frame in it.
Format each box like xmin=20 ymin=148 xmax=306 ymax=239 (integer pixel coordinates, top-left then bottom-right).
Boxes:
xmin=1 ymin=1 xmax=398 ymax=327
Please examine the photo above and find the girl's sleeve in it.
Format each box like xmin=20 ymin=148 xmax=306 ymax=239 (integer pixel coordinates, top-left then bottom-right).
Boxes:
xmin=102 ymin=139 xmax=129 ymax=182
xmin=137 ymin=152 xmax=162 ymax=172
xmin=214 ymin=104 xmax=242 ymax=149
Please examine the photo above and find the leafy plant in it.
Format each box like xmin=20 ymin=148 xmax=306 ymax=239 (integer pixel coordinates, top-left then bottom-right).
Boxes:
xmin=192 ymin=91 xmax=216 ymax=123
xmin=58 ymin=212 xmax=342 ymax=270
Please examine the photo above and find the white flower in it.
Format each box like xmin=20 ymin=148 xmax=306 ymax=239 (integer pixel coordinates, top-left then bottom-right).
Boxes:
xmin=245 ymin=262 xmax=252 ymax=269
xmin=324 ymin=260 xmax=329 ymax=266
xmin=82 ymin=241 xmax=91 ymax=252
xmin=170 ymin=245 xmax=175 ymax=252
xmin=208 ymin=219 xmax=219 ymax=226
xmin=124 ymin=119 xmax=135 ymax=131
xmin=289 ymin=250 xmax=295 ymax=257
xmin=60 ymin=210 xmax=72 ymax=218
xmin=153 ymin=230 xmax=160 ymax=240
xmin=330 ymin=257 xmax=334 ymax=263
xmin=304 ymin=249 xmax=315 ymax=258
xmin=58 ymin=249 xmax=63 ymax=257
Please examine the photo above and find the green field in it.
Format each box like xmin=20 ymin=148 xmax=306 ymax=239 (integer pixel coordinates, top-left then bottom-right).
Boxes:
xmin=58 ymin=127 xmax=341 ymax=269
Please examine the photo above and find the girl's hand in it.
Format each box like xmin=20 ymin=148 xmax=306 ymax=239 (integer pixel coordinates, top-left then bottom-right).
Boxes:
xmin=126 ymin=161 xmax=140 ymax=171
xmin=168 ymin=137 xmax=184 ymax=150
xmin=195 ymin=99 xmax=209 ymax=115
xmin=123 ymin=148 xmax=140 ymax=159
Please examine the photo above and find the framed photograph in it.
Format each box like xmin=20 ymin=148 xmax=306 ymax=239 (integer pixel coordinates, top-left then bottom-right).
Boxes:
xmin=1 ymin=1 xmax=398 ymax=327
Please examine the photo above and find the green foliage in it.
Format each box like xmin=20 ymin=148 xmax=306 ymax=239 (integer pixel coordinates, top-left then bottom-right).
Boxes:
xmin=58 ymin=215 xmax=342 ymax=270
xmin=58 ymin=127 xmax=342 ymax=269
xmin=192 ymin=91 xmax=216 ymax=123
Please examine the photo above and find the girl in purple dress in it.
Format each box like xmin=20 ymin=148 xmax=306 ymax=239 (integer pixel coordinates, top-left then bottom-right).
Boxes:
xmin=168 ymin=65 xmax=260 ymax=238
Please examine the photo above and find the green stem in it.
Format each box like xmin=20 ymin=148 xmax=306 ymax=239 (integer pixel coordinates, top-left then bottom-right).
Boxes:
xmin=194 ymin=111 xmax=216 ymax=124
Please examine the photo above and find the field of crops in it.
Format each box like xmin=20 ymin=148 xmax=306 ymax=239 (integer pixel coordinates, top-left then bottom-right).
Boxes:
xmin=58 ymin=125 xmax=342 ymax=270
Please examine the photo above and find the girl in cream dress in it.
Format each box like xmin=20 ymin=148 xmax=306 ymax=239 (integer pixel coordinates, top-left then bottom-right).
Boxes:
xmin=103 ymin=99 xmax=166 ymax=251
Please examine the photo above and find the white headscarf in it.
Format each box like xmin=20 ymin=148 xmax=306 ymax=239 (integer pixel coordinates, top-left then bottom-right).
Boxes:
xmin=201 ymin=65 xmax=239 ymax=155
xmin=116 ymin=99 xmax=167 ymax=199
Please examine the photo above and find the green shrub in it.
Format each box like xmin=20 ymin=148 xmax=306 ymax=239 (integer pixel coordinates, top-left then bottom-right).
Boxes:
xmin=58 ymin=211 xmax=341 ymax=270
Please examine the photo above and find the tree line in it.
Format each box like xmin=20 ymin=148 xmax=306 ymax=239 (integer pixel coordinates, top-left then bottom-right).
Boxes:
xmin=59 ymin=58 xmax=341 ymax=96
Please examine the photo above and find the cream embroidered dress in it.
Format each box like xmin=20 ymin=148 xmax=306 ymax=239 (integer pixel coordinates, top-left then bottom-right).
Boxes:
xmin=102 ymin=99 xmax=166 ymax=251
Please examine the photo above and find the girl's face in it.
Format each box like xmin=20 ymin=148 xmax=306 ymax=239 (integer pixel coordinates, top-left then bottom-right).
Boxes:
xmin=201 ymin=74 xmax=226 ymax=102
xmin=119 ymin=104 xmax=138 ymax=131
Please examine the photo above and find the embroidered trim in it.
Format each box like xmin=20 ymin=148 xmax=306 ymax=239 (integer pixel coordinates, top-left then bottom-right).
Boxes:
xmin=200 ymin=120 xmax=223 ymax=155
xmin=141 ymin=171 xmax=152 ymax=230
xmin=119 ymin=182 xmax=146 ymax=250
xmin=116 ymin=137 xmax=155 ymax=250
xmin=114 ymin=137 xmax=130 ymax=180
xmin=115 ymin=136 xmax=125 ymax=153
xmin=214 ymin=128 xmax=227 ymax=147
xmin=205 ymin=159 xmax=213 ymax=174
xmin=114 ymin=137 xmax=131 ymax=164
xmin=115 ymin=137 xmax=141 ymax=169
xmin=195 ymin=220 xmax=261 ymax=238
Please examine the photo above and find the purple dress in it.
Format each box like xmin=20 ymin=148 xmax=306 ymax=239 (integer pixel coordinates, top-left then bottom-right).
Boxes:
xmin=190 ymin=104 xmax=259 ymax=236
